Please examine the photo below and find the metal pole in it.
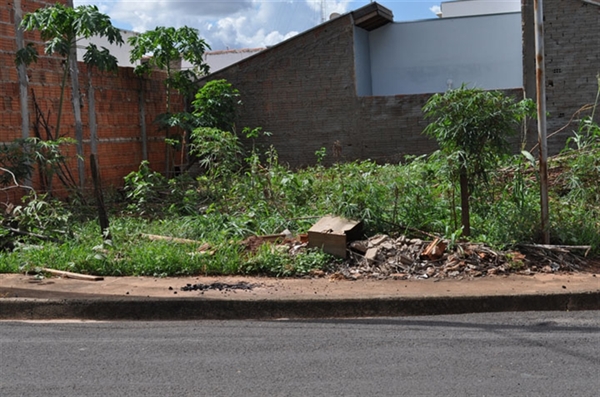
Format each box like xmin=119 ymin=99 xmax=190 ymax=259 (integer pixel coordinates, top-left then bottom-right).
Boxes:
xmin=533 ymin=0 xmax=550 ymax=244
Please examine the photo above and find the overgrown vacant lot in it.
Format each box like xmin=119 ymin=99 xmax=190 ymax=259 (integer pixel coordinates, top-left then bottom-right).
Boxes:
xmin=1 ymin=141 xmax=598 ymax=278
xmin=5 ymin=6 xmax=597 ymax=280
xmin=2 ymin=83 xmax=599 ymax=278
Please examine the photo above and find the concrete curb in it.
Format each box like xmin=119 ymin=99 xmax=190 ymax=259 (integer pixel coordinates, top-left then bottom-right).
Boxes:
xmin=1 ymin=291 xmax=599 ymax=320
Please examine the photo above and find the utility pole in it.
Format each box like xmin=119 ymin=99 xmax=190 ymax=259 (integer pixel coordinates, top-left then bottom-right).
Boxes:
xmin=533 ymin=0 xmax=550 ymax=244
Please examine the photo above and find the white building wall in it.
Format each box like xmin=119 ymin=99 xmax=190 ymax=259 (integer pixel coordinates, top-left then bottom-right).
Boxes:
xmin=77 ymin=30 xmax=140 ymax=68
xmin=182 ymin=48 xmax=265 ymax=73
xmin=365 ymin=12 xmax=522 ymax=96
xmin=354 ymin=28 xmax=372 ymax=97
xmin=441 ymin=0 xmax=521 ymax=18
xmin=78 ymin=31 xmax=264 ymax=74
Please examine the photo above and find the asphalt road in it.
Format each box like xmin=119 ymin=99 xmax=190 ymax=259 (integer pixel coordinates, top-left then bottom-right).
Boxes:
xmin=1 ymin=311 xmax=599 ymax=396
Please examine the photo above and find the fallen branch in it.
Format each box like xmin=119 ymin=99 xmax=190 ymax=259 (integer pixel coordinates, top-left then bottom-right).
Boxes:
xmin=141 ymin=233 xmax=204 ymax=245
xmin=41 ymin=268 xmax=104 ymax=281
xmin=1 ymin=225 xmax=60 ymax=243
xmin=518 ymin=243 xmax=592 ymax=256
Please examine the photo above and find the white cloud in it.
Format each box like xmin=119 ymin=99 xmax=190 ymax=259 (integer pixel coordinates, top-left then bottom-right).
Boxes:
xmin=429 ymin=5 xmax=441 ymax=17
xmin=75 ymin=1 xmax=352 ymax=50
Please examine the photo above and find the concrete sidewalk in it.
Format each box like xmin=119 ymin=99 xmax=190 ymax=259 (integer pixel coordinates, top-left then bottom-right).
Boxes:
xmin=1 ymin=272 xmax=598 ymax=320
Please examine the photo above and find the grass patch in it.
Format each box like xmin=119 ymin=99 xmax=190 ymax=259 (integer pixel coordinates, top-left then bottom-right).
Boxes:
xmin=2 ymin=122 xmax=599 ymax=277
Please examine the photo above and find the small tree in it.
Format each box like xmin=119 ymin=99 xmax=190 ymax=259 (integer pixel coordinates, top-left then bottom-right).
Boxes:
xmin=187 ymin=80 xmax=243 ymax=182
xmin=192 ymin=79 xmax=242 ymax=132
xmin=16 ymin=3 xmax=123 ymax=187
xmin=423 ymin=86 xmax=534 ymax=237
xmin=128 ymin=26 xmax=210 ymax=175
xmin=17 ymin=3 xmax=123 ymax=138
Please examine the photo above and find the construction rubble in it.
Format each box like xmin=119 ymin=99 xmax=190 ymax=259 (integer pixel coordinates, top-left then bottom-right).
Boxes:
xmin=332 ymin=234 xmax=591 ymax=280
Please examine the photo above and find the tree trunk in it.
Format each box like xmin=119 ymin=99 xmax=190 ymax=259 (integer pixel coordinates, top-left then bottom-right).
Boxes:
xmin=90 ymin=153 xmax=110 ymax=239
xmin=459 ymin=163 xmax=471 ymax=237
xmin=69 ymin=45 xmax=85 ymax=188
xmin=88 ymin=68 xmax=98 ymax=155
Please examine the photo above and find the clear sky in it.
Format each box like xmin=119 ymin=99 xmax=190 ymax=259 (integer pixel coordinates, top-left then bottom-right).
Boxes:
xmin=73 ymin=1 xmax=443 ymax=50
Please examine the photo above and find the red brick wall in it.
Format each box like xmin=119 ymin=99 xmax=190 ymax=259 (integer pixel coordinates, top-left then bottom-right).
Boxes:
xmin=1 ymin=0 xmax=176 ymax=200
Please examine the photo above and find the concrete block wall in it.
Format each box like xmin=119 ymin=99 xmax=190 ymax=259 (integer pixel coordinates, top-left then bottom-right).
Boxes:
xmin=205 ymin=13 xmax=526 ymax=167
xmin=523 ymin=0 xmax=600 ymax=155
xmin=1 ymin=0 xmax=174 ymax=200
xmin=204 ymin=14 xmax=442 ymax=167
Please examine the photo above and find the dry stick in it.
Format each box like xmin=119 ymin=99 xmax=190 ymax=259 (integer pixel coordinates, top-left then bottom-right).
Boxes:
xmin=286 ymin=215 xmax=322 ymax=221
xmin=90 ymin=153 xmax=110 ymax=238
xmin=517 ymin=243 xmax=592 ymax=256
xmin=141 ymin=233 xmax=205 ymax=245
xmin=31 ymin=89 xmax=81 ymax=195
xmin=529 ymin=104 xmax=594 ymax=153
xmin=0 ymin=166 xmax=37 ymax=207
xmin=1 ymin=225 xmax=59 ymax=243
xmin=41 ymin=267 xmax=103 ymax=281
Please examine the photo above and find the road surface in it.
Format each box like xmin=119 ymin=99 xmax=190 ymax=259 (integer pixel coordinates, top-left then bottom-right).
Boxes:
xmin=1 ymin=311 xmax=599 ymax=396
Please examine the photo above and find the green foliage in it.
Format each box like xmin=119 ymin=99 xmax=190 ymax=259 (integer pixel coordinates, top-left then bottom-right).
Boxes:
xmin=0 ymin=137 xmax=75 ymax=188
xmin=471 ymin=155 xmax=540 ymax=246
xmin=123 ymin=161 xmax=206 ymax=217
xmin=17 ymin=3 xmax=123 ymax=142
xmin=2 ymin=193 xmax=73 ymax=244
xmin=128 ymin=26 xmax=211 ymax=174
xmin=128 ymin=26 xmax=210 ymax=111
xmin=19 ymin=4 xmax=123 ymax=60
xmin=315 ymin=147 xmax=327 ymax=165
xmin=550 ymin=79 xmax=600 ymax=249
xmin=423 ymin=87 xmax=534 ymax=176
xmin=82 ymin=44 xmax=119 ymax=73
xmin=189 ymin=127 xmax=243 ymax=179
xmin=157 ymin=80 xmax=242 ymax=139
xmin=129 ymin=26 xmax=209 ymax=77
xmin=123 ymin=161 xmax=167 ymax=215
xmin=3 ymin=143 xmax=599 ymax=275
xmin=3 ymin=78 xmax=600 ymax=273
xmin=241 ymin=245 xmax=334 ymax=277
xmin=192 ymin=79 xmax=242 ymax=131
xmin=423 ymin=86 xmax=535 ymax=235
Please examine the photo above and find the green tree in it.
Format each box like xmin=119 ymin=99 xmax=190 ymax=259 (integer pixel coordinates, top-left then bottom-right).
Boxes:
xmin=16 ymin=3 xmax=123 ymax=139
xmin=128 ymin=26 xmax=210 ymax=175
xmin=423 ymin=86 xmax=534 ymax=237
xmin=192 ymin=79 xmax=241 ymax=132
xmin=16 ymin=3 xmax=123 ymax=186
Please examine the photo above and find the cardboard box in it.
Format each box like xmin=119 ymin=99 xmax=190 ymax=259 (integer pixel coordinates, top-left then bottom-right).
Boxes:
xmin=307 ymin=216 xmax=363 ymax=258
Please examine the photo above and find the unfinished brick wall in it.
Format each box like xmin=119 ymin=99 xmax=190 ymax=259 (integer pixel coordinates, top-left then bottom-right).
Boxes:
xmin=203 ymin=15 xmax=437 ymax=167
xmin=1 ymin=0 xmax=174 ymax=200
xmin=205 ymin=14 xmax=526 ymax=167
xmin=523 ymin=0 xmax=600 ymax=155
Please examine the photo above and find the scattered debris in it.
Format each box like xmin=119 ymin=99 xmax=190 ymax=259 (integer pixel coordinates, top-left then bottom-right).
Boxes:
xmin=332 ymin=234 xmax=591 ymax=280
xmin=241 ymin=232 xmax=307 ymax=255
xmin=180 ymin=281 xmax=259 ymax=292
xmin=145 ymin=222 xmax=594 ymax=281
